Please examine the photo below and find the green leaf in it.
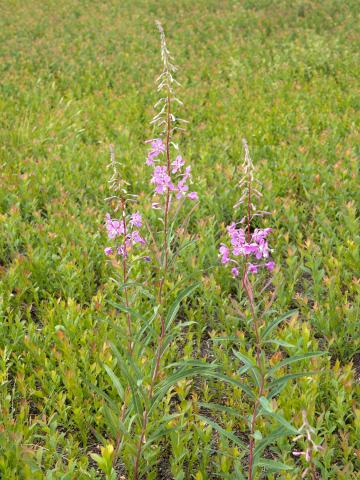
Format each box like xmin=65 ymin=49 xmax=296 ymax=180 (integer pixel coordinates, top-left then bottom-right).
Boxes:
xmin=165 ymin=283 xmax=200 ymax=330
xmin=253 ymin=427 xmax=287 ymax=460
xmin=197 ymin=415 xmax=247 ymax=450
xmin=212 ymin=336 xmax=241 ymax=343
xmin=145 ymin=424 xmax=179 ymax=447
xmin=233 ymin=350 xmax=261 ymax=389
xmin=263 ymin=339 xmax=296 ymax=349
xmin=209 ymin=372 xmax=255 ymax=400
xmin=253 ymin=430 xmax=262 ymax=441
xmin=109 ymin=343 xmax=147 ymax=417
xmin=267 ymin=351 xmax=326 ymax=377
xmin=102 ymin=405 xmax=130 ymax=440
xmin=268 ymin=371 xmax=318 ymax=395
xmin=261 ymin=311 xmax=297 ymax=340
xmin=198 ymin=402 xmax=246 ymax=420
xmin=103 ymin=364 xmax=124 ymax=401
xmin=255 ymin=459 xmax=293 ymax=472
xmin=259 ymin=397 xmax=298 ymax=434
xmin=108 ymin=300 xmax=147 ymax=322
xmin=152 ymin=362 xmax=216 ymax=411
xmin=259 ymin=396 xmax=273 ymax=413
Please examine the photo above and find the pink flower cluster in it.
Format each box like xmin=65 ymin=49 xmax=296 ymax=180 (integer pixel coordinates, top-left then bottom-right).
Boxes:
xmin=219 ymin=223 xmax=275 ymax=277
xmin=146 ymin=138 xmax=198 ymax=202
xmin=104 ymin=212 xmax=145 ymax=257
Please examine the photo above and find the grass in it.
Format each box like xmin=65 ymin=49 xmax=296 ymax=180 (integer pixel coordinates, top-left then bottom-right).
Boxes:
xmin=0 ymin=0 xmax=359 ymax=478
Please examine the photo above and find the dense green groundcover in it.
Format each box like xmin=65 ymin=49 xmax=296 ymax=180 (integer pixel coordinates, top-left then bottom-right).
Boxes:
xmin=0 ymin=0 xmax=359 ymax=478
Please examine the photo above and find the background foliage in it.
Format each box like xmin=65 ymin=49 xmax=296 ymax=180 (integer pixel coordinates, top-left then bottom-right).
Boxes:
xmin=0 ymin=0 xmax=359 ymax=478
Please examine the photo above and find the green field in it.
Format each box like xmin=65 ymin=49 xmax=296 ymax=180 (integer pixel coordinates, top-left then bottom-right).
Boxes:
xmin=1 ymin=0 xmax=359 ymax=479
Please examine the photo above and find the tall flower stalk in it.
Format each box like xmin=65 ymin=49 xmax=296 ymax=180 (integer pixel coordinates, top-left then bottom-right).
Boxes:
xmin=102 ymin=144 xmax=147 ymax=467
xmin=216 ymin=140 xmax=324 ymax=478
xmin=133 ymin=21 xmax=197 ymax=479
xmin=219 ymin=139 xmax=276 ymax=480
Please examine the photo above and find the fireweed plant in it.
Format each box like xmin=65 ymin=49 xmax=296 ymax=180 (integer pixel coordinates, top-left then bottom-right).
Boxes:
xmin=132 ymin=20 xmax=201 ymax=480
xmin=205 ymin=139 xmax=325 ymax=479
xmin=95 ymin=22 xmax=213 ymax=479
xmin=91 ymin=144 xmax=148 ymax=477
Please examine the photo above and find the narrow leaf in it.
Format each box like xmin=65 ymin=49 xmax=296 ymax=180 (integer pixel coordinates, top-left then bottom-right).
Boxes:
xmin=267 ymin=351 xmax=326 ymax=377
xmin=233 ymin=350 xmax=261 ymax=389
xmin=256 ymin=459 xmax=293 ymax=472
xmin=165 ymin=283 xmax=200 ymax=329
xmin=261 ymin=311 xmax=297 ymax=340
xmin=197 ymin=415 xmax=247 ymax=450
xmin=103 ymin=365 xmax=124 ymax=401
xmin=198 ymin=402 xmax=246 ymax=420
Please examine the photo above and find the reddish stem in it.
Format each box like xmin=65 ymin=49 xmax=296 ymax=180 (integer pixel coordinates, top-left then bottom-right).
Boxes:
xmin=112 ymin=200 xmax=133 ymax=468
xmin=121 ymin=198 xmax=133 ymax=354
xmin=134 ymin=95 xmax=172 ymax=480
xmin=243 ymin=273 xmax=264 ymax=480
xmin=243 ymin=172 xmax=265 ymax=480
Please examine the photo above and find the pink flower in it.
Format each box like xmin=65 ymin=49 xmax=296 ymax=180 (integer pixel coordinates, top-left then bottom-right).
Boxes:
xmin=146 ymin=138 xmax=165 ymax=165
xmin=255 ymin=239 xmax=269 ymax=259
xmin=130 ymin=212 xmax=142 ymax=228
xmin=227 ymin=222 xmax=237 ymax=233
xmin=105 ymin=214 xmax=124 ymax=239
xmin=231 ymin=267 xmax=239 ymax=278
xmin=252 ymin=228 xmax=272 ymax=243
xmin=265 ymin=261 xmax=275 ymax=271
xmin=151 ymin=166 xmax=174 ymax=195
xmin=187 ymin=192 xmax=198 ymax=201
xmin=221 ymin=221 xmax=275 ymax=278
xmin=243 ymin=243 xmax=259 ymax=255
xmin=176 ymin=180 xmax=189 ymax=199
xmin=233 ymin=246 xmax=244 ymax=256
xmin=146 ymin=154 xmax=156 ymax=166
xmin=171 ymin=155 xmax=185 ymax=173
xmin=248 ymin=263 xmax=258 ymax=274
xmin=131 ymin=231 xmax=146 ymax=245
xmin=151 ymin=138 xmax=165 ymax=153
xmin=117 ymin=245 xmax=128 ymax=257
xmin=219 ymin=244 xmax=230 ymax=264
xmin=184 ymin=165 xmax=191 ymax=176
xmin=228 ymin=227 xmax=246 ymax=248
xmin=292 ymin=451 xmax=305 ymax=457
xmin=104 ymin=247 xmax=113 ymax=256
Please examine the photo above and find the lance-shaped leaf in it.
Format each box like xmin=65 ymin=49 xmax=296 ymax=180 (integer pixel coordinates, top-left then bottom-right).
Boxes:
xmin=207 ymin=371 xmax=255 ymax=400
xmin=255 ymin=459 xmax=293 ymax=473
xmin=103 ymin=364 xmax=125 ymax=401
xmin=253 ymin=426 xmax=288 ymax=461
xmin=266 ymin=351 xmax=326 ymax=378
xmin=165 ymin=283 xmax=200 ymax=330
xmin=268 ymin=371 xmax=318 ymax=398
xmin=198 ymin=402 xmax=246 ymax=421
xmin=196 ymin=414 xmax=248 ymax=450
xmin=261 ymin=310 xmax=297 ymax=340
xmin=151 ymin=361 xmax=217 ymax=413
xmin=233 ymin=349 xmax=262 ymax=389
xmin=259 ymin=397 xmax=298 ymax=434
